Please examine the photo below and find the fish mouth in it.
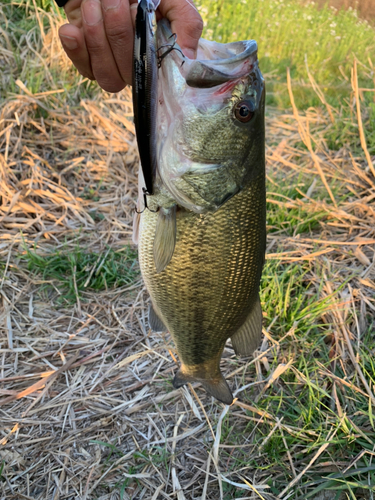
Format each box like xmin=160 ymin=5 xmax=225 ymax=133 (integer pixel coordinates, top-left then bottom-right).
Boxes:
xmin=157 ymin=19 xmax=258 ymax=88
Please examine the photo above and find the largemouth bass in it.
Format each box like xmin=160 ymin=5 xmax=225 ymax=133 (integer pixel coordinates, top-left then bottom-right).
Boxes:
xmin=135 ymin=19 xmax=266 ymax=405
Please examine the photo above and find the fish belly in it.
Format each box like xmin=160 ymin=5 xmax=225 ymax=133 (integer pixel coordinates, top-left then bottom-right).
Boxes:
xmin=138 ymin=172 xmax=266 ymax=401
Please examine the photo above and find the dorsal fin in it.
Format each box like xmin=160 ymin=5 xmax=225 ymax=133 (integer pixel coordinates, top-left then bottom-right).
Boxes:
xmin=153 ymin=206 xmax=177 ymax=273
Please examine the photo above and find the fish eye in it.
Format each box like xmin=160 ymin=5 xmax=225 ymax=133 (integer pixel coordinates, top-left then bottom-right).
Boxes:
xmin=234 ymin=100 xmax=255 ymax=123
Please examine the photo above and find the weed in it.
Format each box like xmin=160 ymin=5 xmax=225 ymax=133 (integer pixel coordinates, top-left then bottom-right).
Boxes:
xmin=197 ymin=0 xmax=375 ymax=174
xmin=91 ymin=440 xmax=170 ymax=499
xmin=0 ymin=461 xmax=5 ymax=483
xmin=197 ymin=0 xmax=375 ymax=108
xmin=1 ymin=1 xmax=374 ymax=499
xmin=324 ymin=99 xmax=375 ymax=155
xmin=21 ymin=243 xmax=139 ymax=303
xmin=267 ymin=176 xmax=329 ymax=236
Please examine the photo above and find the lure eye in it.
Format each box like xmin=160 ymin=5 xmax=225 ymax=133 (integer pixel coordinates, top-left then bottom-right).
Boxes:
xmin=234 ymin=100 xmax=255 ymax=123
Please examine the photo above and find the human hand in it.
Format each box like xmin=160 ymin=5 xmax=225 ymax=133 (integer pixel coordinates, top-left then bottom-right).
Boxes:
xmin=58 ymin=0 xmax=203 ymax=92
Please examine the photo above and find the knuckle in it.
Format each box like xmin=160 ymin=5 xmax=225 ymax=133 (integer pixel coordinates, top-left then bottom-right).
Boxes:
xmin=83 ymin=24 xmax=108 ymax=52
xmin=105 ymin=23 xmax=132 ymax=45
xmin=169 ymin=4 xmax=203 ymax=44
xmin=85 ymin=36 xmax=105 ymax=53
xmin=176 ymin=2 xmax=203 ymax=25
xmin=187 ymin=14 xmax=204 ymax=39
xmin=195 ymin=17 xmax=204 ymax=36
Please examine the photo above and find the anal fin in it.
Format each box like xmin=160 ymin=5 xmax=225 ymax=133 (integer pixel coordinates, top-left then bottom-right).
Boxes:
xmin=231 ymin=295 xmax=263 ymax=356
xmin=148 ymin=304 xmax=166 ymax=332
xmin=173 ymin=367 xmax=233 ymax=405
xmin=153 ymin=205 xmax=177 ymax=273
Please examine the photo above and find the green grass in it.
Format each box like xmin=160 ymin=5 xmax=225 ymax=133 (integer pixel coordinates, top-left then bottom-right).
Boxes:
xmin=197 ymin=0 xmax=375 ymax=107
xmin=1 ymin=0 xmax=101 ymax=100
xmin=21 ymin=244 xmax=139 ymax=304
xmin=324 ymin=99 xmax=375 ymax=155
xmin=261 ymin=259 xmax=336 ymax=332
xmin=91 ymin=441 xmax=142 ymax=499
xmin=0 ymin=461 xmax=5 ymax=484
xmin=215 ymin=253 xmax=375 ymax=498
xmin=1 ymin=1 xmax=374 ymax=498
xmin=238 ymin=360 xmax=375 ymax=496
xmin=197 ymin=0 xmax=375 ymax=156
xmin=266 ymin=174 xmax=330 ymax=236
xmin=91 ymin=440 xmax=171 ymax=499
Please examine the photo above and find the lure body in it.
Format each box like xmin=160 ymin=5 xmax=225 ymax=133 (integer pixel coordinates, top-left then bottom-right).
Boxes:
xmin=132 ymin=0 xmax=160 ymax=195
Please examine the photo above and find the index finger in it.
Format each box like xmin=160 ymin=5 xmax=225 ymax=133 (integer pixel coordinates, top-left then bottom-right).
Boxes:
xmin=158 ymin=0 xmax=203 ymax=59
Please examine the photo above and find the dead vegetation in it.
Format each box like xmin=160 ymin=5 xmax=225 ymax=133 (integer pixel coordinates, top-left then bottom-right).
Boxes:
xmin=313 ymin=0 xmax=375 ymax=23
xmin=0 ymin=2 xmax=374 ymax=499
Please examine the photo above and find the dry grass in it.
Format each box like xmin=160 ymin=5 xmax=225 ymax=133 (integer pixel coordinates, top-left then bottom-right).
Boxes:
xmin=0 ymin=2 xmax=374 ymax=499
xmin=314 ymin=0 xmax=375 ymax=23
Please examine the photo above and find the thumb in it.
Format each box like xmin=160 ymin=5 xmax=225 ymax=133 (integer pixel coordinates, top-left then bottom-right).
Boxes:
xmin=158 ymin=0 xmax=203 ymax=59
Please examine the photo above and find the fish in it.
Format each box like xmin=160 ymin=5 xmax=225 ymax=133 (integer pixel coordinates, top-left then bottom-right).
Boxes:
xmin=132 ymin=0 xmax=160 ymax=195
xmin=134 ymin=19 xmax=266 ymax=405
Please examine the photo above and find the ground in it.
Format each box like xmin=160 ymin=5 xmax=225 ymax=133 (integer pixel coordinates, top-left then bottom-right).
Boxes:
xmin=0 ymin=1 xmax=375 ymax=499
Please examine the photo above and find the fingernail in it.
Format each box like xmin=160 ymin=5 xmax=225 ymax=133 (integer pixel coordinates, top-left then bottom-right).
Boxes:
xmin=102 ymin=0 xmax=120 ymax=11
xmin=82 ymin=0 xmax=103 ymax=26
xmin=60 ymin=35 xmax=78 ymax=50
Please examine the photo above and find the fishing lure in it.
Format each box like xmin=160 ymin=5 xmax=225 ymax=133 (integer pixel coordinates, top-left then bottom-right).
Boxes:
xmin=132 ymin=0 xmax=160 ymax=196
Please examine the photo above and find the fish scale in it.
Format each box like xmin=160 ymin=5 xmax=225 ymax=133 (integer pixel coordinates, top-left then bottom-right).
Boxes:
xmin=135 ymin=19 xmax=266 ymax=404
xmin=139 ymin=172 xmax=265 ymax=402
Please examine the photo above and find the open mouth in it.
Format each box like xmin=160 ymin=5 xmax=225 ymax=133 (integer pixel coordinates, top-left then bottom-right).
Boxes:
xmin=157 ymin=19 xmax=259 ymax=89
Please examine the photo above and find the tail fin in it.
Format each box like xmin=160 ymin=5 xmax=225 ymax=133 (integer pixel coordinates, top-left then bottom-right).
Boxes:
xmin=173 ymin=367 xmax=233 ymax=405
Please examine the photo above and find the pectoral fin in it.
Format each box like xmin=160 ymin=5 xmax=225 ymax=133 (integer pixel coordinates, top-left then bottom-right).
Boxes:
xmin=132 ymin=210 xmax=140 ymax=245
xmin=153 ymin=205 xmax=177 ymax=273
xmin=231 ymin=295 xmax=263 ymax=356
xmin=173 ymin=366 xmax=233 ymax=405
xmin=148 ymin=304 xmax=166 ymax=332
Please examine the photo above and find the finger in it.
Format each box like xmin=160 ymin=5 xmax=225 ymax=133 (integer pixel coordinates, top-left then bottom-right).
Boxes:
xmin=159 ymin=0 xmax=203 ymax=59
xmin=81 ymin=0 xmax=126 ymax=92
xmin=100 ymin=0 xmax=136 ymax=86
xmin=59 ymin=24 xmax=94 ymax=80
xmin=130 ymin=1 xmax=137 ymax=26
xmin=64 ymin=0 xmax=84 ymax=27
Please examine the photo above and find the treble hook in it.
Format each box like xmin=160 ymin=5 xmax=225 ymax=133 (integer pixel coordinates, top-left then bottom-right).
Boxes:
xmin=135 ymin=188 xmax=159 ymax=214
xmin=157 ymin=33 xmax=185 ymax=68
